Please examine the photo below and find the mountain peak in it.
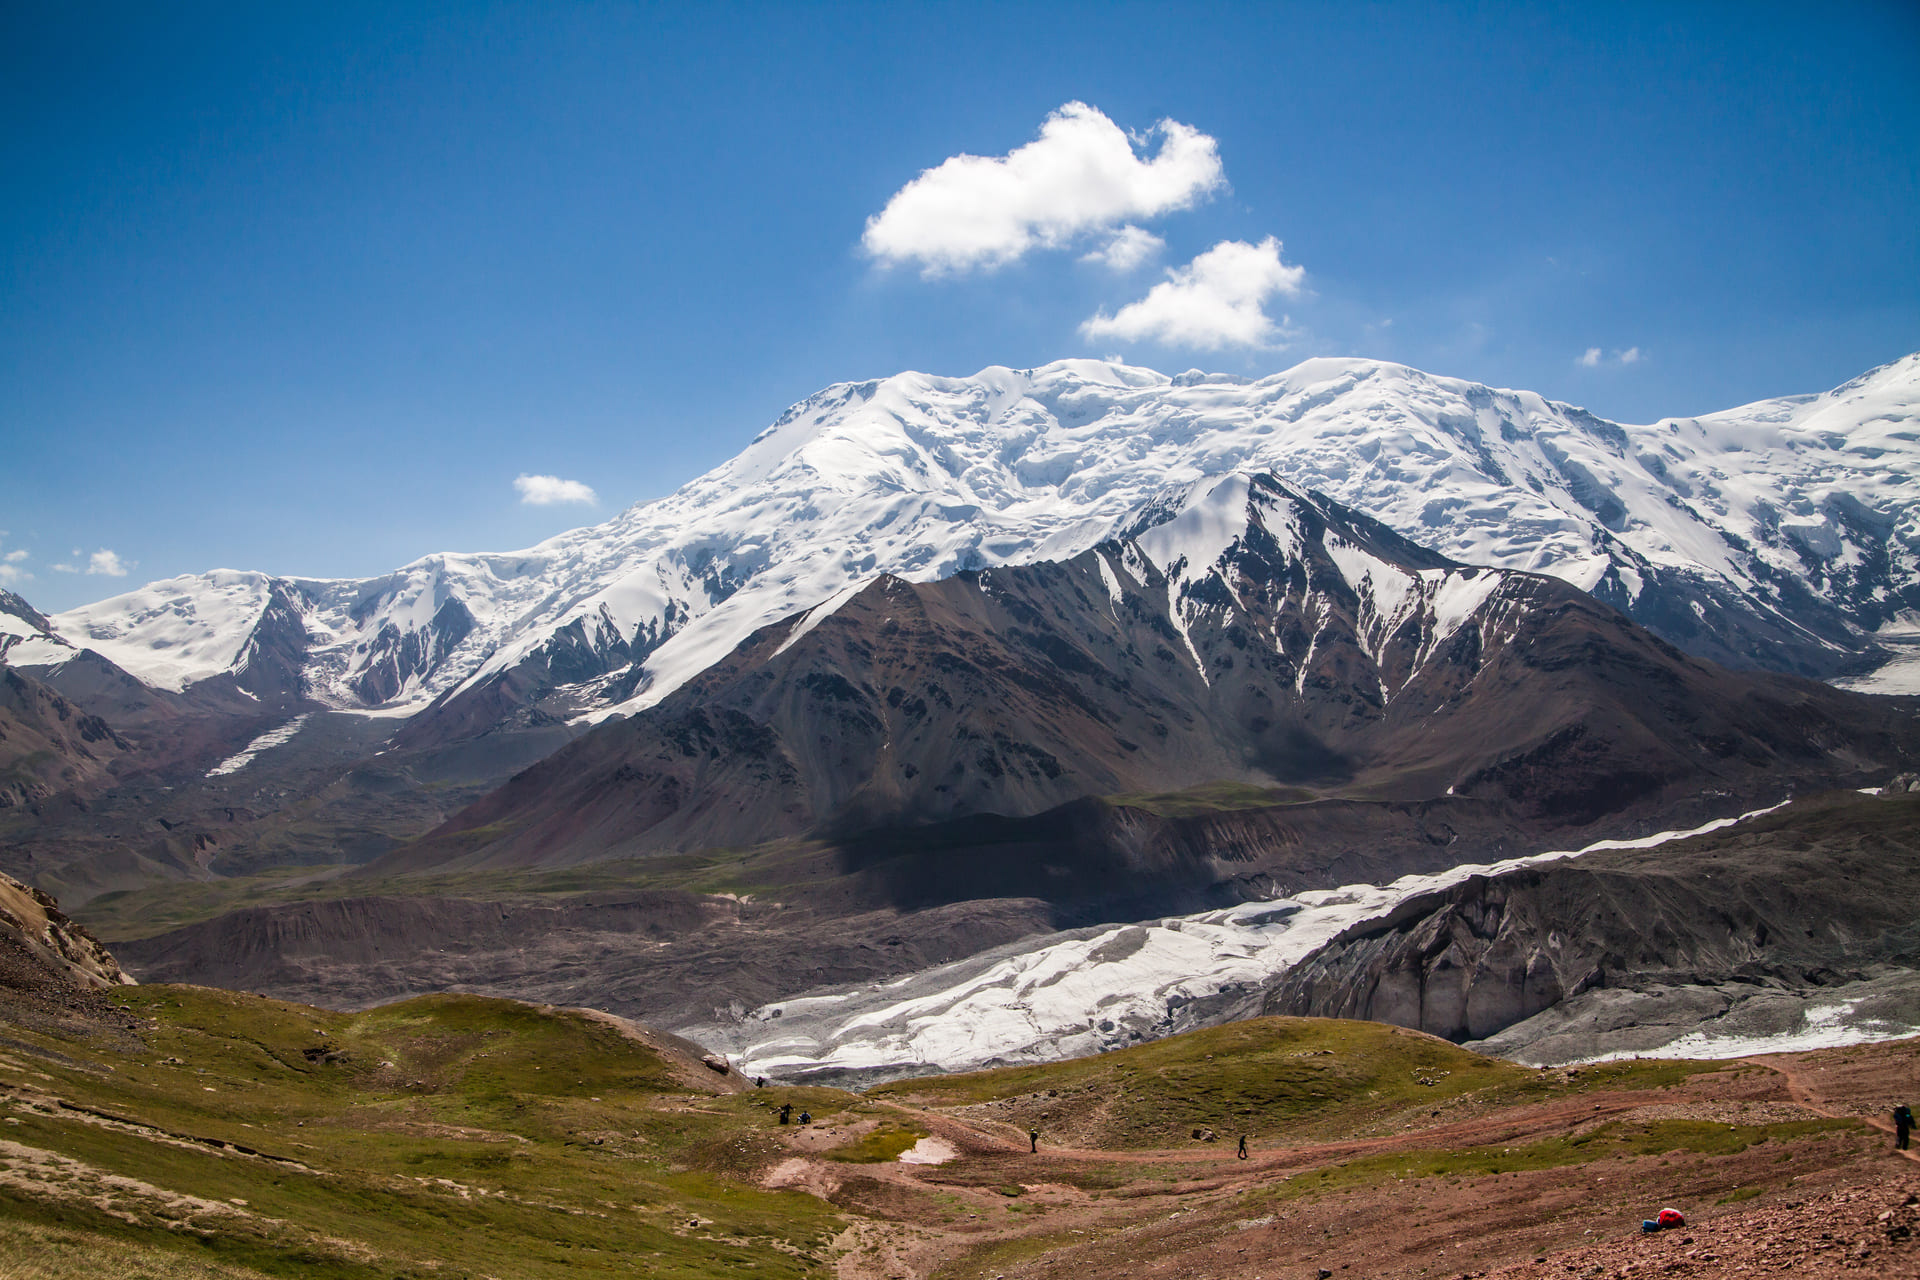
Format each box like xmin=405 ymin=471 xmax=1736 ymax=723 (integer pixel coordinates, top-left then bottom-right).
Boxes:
xmin=9 ymin=355 xmax=1916 ymax=737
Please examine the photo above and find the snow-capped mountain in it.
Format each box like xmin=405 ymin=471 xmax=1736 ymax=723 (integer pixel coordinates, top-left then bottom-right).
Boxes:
xmin=10 ymin=354 xmax=1919 ymax=736
xmin=382 ymin=472 xmax=1919 ymax=876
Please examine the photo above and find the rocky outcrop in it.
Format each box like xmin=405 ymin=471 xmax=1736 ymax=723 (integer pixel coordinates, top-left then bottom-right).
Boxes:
xmin=1263 ymin=791 xmax=1920 ymax=1047
xmin=0 ymin=871 xmax=132 ymax=989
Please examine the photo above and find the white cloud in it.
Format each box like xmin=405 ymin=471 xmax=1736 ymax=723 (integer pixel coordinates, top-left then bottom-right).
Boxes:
xmin=50 ymin=548 xmax=131 ymax=576
xmin=514 ymin=474 xmax=598 ymax=506
xmin=0 ymin=564 xmax=26 ymax=586
xmin=1080 ymin=237 xmax=1305 ymax=350
xmin=87 ymin=549 xmax=131 ymax=577
xmin=1080 ymin=225 xmax=1165 ymax=273
xmin=863 ymin=101 xmax=1224 ymax=275
xmin=3 ymin=550 xmax=24 ymax=564
xmin=1578 ymin=346 xmax=1645 ymax=369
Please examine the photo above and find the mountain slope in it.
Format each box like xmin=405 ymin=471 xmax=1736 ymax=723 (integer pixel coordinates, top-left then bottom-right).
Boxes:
xmin=11 ymin=355 xmax=1918 ymax=746
xmin=0 ymin=667 xmax=130 ymax=809
xmin=387 ymin=474 xmax=1920 ymax=877
xmin=1262 ymin=790 xmax=1920 ymax=1060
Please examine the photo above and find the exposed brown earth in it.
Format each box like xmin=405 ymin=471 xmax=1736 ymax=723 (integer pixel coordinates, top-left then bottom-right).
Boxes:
xmin=0 ymin=667 xmax=129 ymax=810
xmin=792 ymin=1037 xmax=1920 ymax=1280
xmin=115 ymin=891 xmax=1061 ymax=1025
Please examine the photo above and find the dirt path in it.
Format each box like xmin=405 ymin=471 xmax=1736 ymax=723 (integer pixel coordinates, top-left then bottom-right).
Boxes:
xmin=883 ymin=1090 xmax=1680 ymax=1170
xmin=822 ymin=1043 xmax=1920 ymax=1279
xmin=1742 ymin=1053 xmax=1920 ymax=1164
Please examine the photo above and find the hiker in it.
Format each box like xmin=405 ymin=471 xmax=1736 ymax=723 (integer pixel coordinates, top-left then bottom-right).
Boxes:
xmin=778 ymin=1103 xmax=792 ymax=1125
xmin=1028 ymin=1127 xmax=1039 ymax=1153
xmin=1896 ymin=1103 xmax=1914 ymax=1151
xmin=1640 ymin=1208 xmax=1686 ymax=1232
xmin=798 ymin=1111 xmax=812 ymax=1125
xmin=1237 ymin=1134 xmax=1248 ymax=1160
xmin=756 ymin=1076 xmax=767 ymax=1088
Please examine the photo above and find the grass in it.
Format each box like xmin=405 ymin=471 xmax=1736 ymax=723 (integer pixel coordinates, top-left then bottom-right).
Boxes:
xmin=869 ymin=1016 xmax=1722 ymax=1149
xmin=72 ymin=841 xmax=819 ymax=942
xmin=0 ymin=978 xmax=1883 ymax=1280
xmin=76 ymin=868 xmax=358 ymax=942
xmin=930 ymin=1227 xmax=1085 ymax=1280
xmin=1102 ymin=781 xmax=1318 ymax=818
xmin=1254 ymin=1118 xmax=1856 ymax=1200
xmin=0 ymin=985 xmax=849 ymax=1278
xmin=822 ymin=1118 xmax=927 ymax=1163
xmin=0 ymin=1216 xmax=279 ymax=1279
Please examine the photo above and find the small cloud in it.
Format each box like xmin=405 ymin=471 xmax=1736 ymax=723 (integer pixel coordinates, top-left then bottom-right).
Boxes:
xmin=1578 ymin=346 xmax=1645 ymax=369
xmin=87 ymin=549 xmax=131 ymax=577
xmin=863 ymin=101 xmax=1224 ymax=275
xmin=0 ymin=564 xmax=27 ymax=586
xmin=3 ymin=550 xmax=25 ymax=563
xmin=514 ymin=474 xmax=598 ymax=507
xmin=1080 ymin=225 xmax=1165 ymax=272
xmin=1080 ymin=237 xmax=1305 ymax=351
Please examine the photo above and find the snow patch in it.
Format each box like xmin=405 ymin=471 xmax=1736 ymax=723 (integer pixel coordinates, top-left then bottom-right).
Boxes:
xmin=771 ymin=577 xmax=873 ymax=659
xmin=205 ymin=715 xmax=311 ymax=778
xmin=1580 ymin=998 xmax=1920 ymax=1064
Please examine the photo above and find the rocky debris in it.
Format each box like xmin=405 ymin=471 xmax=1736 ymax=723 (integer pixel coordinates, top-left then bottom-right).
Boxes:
xmin=115 ymin=893 xmax=1057 ymax=1028
xmin=0 ymin=872 xmax=130 ymax=990
xmin=1486 ymin=1179 xmax=1920 ymax=1277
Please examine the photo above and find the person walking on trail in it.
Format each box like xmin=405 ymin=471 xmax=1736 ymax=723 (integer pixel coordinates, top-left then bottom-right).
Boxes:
xmin=1897 ymin=1103 xmax=1914 ymax=1151
xmin=1028 ymin=1127 xmax=1039 ymax=1153
xmin=1237 ymin=1134 xmax=1248 ymax=1160
xmin=778 ymin=1103 xmax=792 ymax=1125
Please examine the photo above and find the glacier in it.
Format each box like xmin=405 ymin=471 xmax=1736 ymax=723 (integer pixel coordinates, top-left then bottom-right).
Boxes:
xmin=680 ymin=805 xmax=1787 ymax=1086
xmin=9 ymin=353 xmax=1918 ymax=728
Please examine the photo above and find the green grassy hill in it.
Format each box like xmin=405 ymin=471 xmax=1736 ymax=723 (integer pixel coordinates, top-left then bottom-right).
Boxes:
xmin=0 ymin=985 xmax=1888 ymax=1280
xmin=0 ymin=985 xmax=855 ymax=1279
xmin=868 ymin=1015 xmax=1713 ymax=1149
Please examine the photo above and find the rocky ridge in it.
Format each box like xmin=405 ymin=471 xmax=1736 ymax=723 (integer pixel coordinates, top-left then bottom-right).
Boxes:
xmin=388 ymin=474 xmax=1920 ymax=875
xmin=1263 ymin=790 xmax=1920 ymax=1059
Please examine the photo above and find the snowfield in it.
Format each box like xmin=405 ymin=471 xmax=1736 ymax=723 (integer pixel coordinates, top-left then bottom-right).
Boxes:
xmin=10 ymin=354 xmax=1918 ymax=722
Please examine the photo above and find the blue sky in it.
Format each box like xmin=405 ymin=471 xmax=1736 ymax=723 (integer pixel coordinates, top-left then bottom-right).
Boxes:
xmin=4 ymin=1 xmax=1917 ymax=611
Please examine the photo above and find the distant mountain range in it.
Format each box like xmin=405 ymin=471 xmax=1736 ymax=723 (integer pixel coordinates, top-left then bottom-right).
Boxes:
xmin=8 ymin=353 xmax=1918 ymax=755
xmin=4 ymin=353 xmax=1918 ymax=1067
xmin=382 ymin=472 xmax=1917 ymax=880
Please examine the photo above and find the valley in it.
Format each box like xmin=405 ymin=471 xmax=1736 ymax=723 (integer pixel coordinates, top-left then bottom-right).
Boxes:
xmin=3 ymin=353 xmax=1919 ymax=1277
xmin=0 ymin=958 xmax=1912 ymax=1279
